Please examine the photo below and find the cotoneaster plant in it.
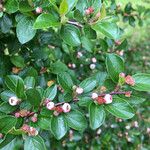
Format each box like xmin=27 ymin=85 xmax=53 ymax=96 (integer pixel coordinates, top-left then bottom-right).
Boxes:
xmin=0 ymin=0 xmax=150 ymax=149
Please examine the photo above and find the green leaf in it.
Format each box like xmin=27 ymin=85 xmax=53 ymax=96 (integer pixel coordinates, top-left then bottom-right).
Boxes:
xmin=51 ymin=61 xmax=68 ymax=74
xmin=79 ymin=78 xmax=97 ymax=93
xmin=33 ymin=14 xmax=60 ymax=29
xmin=81 ymin=36 xmax=94 ymax=52
xmin=92 ymin=21 xmax=121 ymax=40
xmin=10 ymin=55 xmax=25 ymax=68
xmin=67 ymin=0 xmax=78 ymax=11
xmin=50 ymin=115 xmax=68 ymax=140
xmin=19 ymin=1 xmax=33 ymax=12
xmin=0 ymin=102 xmax=17 ymax=114
xmin=105 ymin=96 xmax=135 ymax=119
xmin=0 ymin=115 xmax=17 ymax=134
xmin=0 ymin=135 xmax=15 ymax=149
xmin=5 ymin=75 xmax=23 ymax=93
xmin=16 ymin=17 xmax=36 ymax=44
xmin=24 ymin=136 xmax=47 ymax=150
xmin=78 ymin=97 xmax=92 ymax=107
xmin=59 ymin=0 xmax=68 ymax=15
xmin=4 ymin=0 xmax=19 ymax=13
xmin=0 ymin=14 xmax=12 ymax=33
xmin=65 ymin=110 xmax=87 ymax=131
xmin=89 ymin=103 xmax=105 ymax=130
xmin=60 ymin=25 xmax=81 ymax=47
xmin=57 ymin=72 xmax=73 ymax=91
xmin=0 ymin=90 xmax=16 ymax=102
xmin=38 ymin=117 xmax=51 ymax=130
xmin=26 ymin=88 xmax=41 ymax=107
xmin=24 ymin=76 xmax=35 ymax=89
xmin=44 ymin=85 xmax=57 ymax=100
xmin=16 ymin=77 xmax=26 ymax=99
xmin=106 ymin=54 xmax=124 ymax=82
xmin=119 ymin=95 xmax=146 ymax=105
xmin=132 ymin=73 xmax=150 ymax=91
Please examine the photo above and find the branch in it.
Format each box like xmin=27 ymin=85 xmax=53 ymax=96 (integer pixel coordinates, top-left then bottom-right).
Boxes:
xmin=67 ymin=20 xmax=83 ymax=28
xmin=55 ymin=91 xmax=128 ymax=106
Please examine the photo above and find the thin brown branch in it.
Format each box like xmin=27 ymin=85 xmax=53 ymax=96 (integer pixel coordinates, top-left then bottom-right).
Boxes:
xmin=67 ymin=20 xmax=83 ymax=28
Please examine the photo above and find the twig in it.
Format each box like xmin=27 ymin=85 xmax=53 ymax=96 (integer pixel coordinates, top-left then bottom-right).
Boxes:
xmin=67 ymin=20 xmax=83 ymax=28
xmin=55 ymin=91 xmax=128 ymax=106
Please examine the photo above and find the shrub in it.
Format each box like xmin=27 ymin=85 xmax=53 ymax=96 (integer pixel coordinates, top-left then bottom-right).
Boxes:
xmin=0 ymin=0 xmax=150 ymax=149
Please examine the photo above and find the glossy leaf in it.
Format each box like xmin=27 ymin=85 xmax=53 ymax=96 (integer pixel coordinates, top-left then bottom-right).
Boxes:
xmin=79 ymin=78 xmax=97 ymax=93
xmin=0 ymin=115 xmax=17 ymax=134
xmin=106 ymin=54 xmax=125 ymax=82
xmin=34 ymin=14 xmax=60 ymax=29
xmin=50 ymin=115 xmax=68 ymax=140
xmin=16 ymin=17 xmax=36 ymax=44
xmin=105 ymin=96 xmax=135 ymax=119
xmin=132 ymin=73 xmax=150 ymax=91
xmin=44 ymin=85 xmax=57 ymax=100
xmin=24 ymin=136 xmax=47 ymax=150
xmin=65 ymin=110 xmax=87 ymax=131
xmin=60 ymin=25 xmax=81 ymax=47
xmin=89 ymin=103 xmax=105 ymax=130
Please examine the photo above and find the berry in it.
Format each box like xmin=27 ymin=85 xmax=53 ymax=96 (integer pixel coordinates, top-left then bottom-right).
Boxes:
xmin=8 ymin=96 xmax=19 ymax=106
xmin=62 ymin=103 xmax=71 ymax=113
xmin=15 ymin=112 xmax=20 ymax=118
xmin=91 ymin=57 xmax=97 ymax=63
xmin=91 ymin=93 xmax=98 ymax=99
xmin=28 ymin=127 xmax=38 ymax=136
xmin=125 ymin=75 xmax=135 ymax=86
xmin=97 ymin=96 xmax=105 ymax=104
xmin=46 ymin=101 xmax=55 ymax=110
xmin=36 ymin=7 xmax=42 ymax=14
xmin=31 ymin=114 xmax=38 ymax=123
xmin=0 ymin=133 xmax=3 ymax=139
xmin=76 ymin=87 xmax=84 ymax=94
xmin=90 ymin=64 xmax=96 ymax=70
xmin=104 ymin=94 xmax=113 ymax=104
xmin=119 ymin=72 xmax=125 ymax=78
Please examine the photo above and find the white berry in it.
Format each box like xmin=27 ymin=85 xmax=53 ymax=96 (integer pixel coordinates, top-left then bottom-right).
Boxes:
xmin=104 ymin=94 xmax=113 ymax=104
xmin=91 ymin=93 xmax=98 ymax=99
xmin=46 ymin=101 xmax=55 ymax=110
xmin=8 ymin=96 xmax=19 ymax=106
xmin=62 ymin=103 xmax=71 ymax=113
xmin=76 ymin=87 xmax=84 ymax=94
xmin=90 ymin=64 xmax=96 ymax=70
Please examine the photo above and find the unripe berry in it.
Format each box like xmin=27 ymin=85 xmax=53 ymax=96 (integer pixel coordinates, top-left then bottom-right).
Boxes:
xmin=72 ymin=63 xmax=76 ymax=69
xmin=91 ymin=93 xmax=98 ymax=99
xmin=76 ymin=87 xmax=84 ymax=94
xmin=0 ymin=133 xmax=3 ymax=139
xmin=36 ymin=7 xmax=42 ymax=14
xmin=28 ymin=127 xmax=38 ymax=136
xmin=91 ymin=57 xmax=97 ymax=63
xmin=46 ymin=101 xmax=55 ymax=110
xmin=125 ymin=75 xmax=135 ymax=86
xmin=119 ymin=72 xmax=125 ymax=78
xmin=15 ymin=112 xmax=20 ymax=118
xmin=90 ymin=64 xmax=96 ymax=70
xmin=8 ymin=96 xmax=20 ymax=106
xmin=104 ymin=94 xmax=113 ymax=104
xmin=62 ymin=103 xmax=71 ymax=113
xmin=77 ymin=52 xmax=83 ymax=58
xmin=31 ymin=114 xmax=38 ymax=123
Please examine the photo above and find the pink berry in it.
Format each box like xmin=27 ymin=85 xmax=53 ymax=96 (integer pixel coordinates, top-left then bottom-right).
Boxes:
xmin=36 ymin=7 xmax=42 ymax=14
xmin=15 ymin=112 xmax=20 ymax=118
xmin=125 ymin=75 xmax=135 ymax=86
xmin=31 ymin=116 xmax=38 ymax=123
xmin=0 ymin=133 xmax=3 ymax=139
xmin=104 ymin=94 xmax=113 ymax=104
